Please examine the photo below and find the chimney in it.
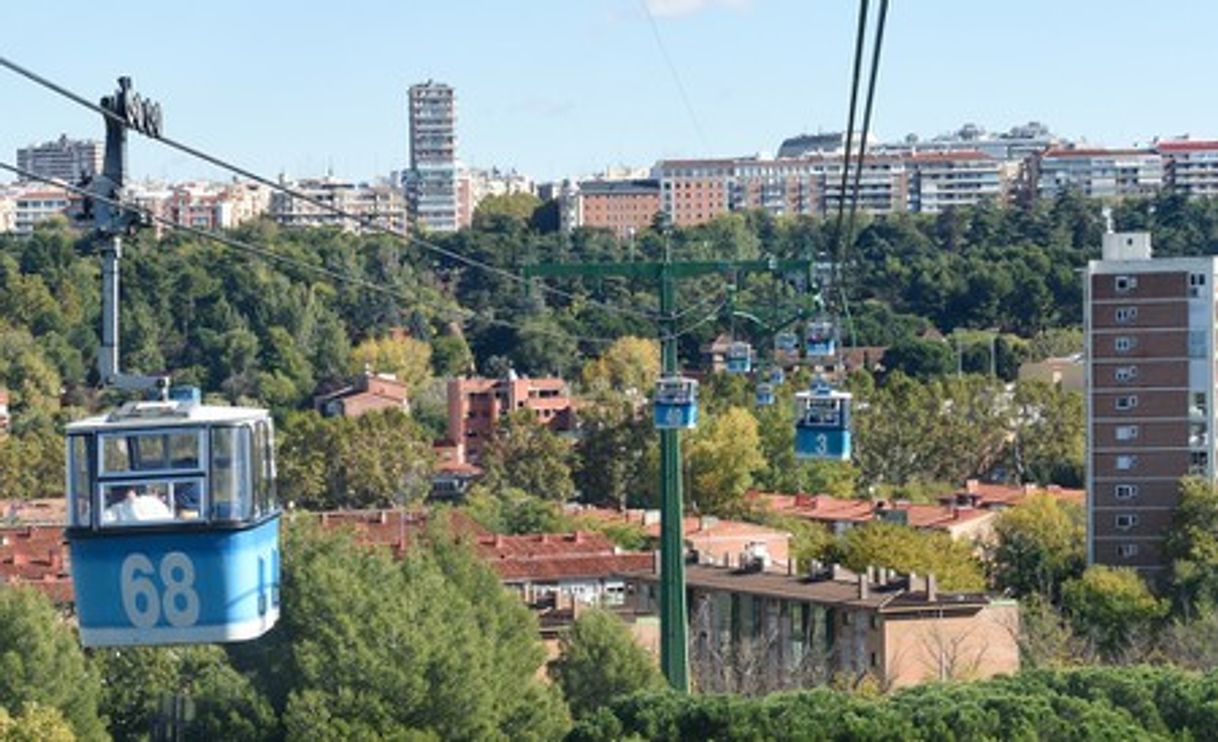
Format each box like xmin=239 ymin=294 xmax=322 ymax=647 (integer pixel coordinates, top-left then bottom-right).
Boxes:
xmin=652 ymin=549 xmax=661 ymax=575
xmin=858 ymin=572 xmax=869 ymax=600
xmin=927 ymin=573 xmax=938 ymax=602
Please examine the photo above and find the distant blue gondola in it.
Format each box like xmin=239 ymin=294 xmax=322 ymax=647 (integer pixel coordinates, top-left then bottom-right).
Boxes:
xmin=725 ymin=341 xmax=753 ymax=374
xmin=805 ymin=319 xmax=837 ymax=359
xmin=794 ymin=379 xmax=852 ymax=461
xmin=654 ymin=376 xmax=699 ymax=429
xmin=774 ymin=332 xmax=800 ymax=366
xmin=755 ymin=382 xmax=775 ymax=407
xmin=769 ymin=366 xmax=785 ymax=385
xmin=65 ymin=394 xmax=281 ymax=647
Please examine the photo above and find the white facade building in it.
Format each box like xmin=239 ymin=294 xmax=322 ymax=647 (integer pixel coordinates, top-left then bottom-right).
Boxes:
xmin=406 ymin=81 xmax=458 ymax=232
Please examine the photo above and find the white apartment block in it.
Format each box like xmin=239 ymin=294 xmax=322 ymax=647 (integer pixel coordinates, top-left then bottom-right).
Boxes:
xmin=654 ymin=155 xmax=909 ymax=227
xmin=1158 ymin=140 xmax=1218 ymax=197
xmin=907 ymin=151 xmax=1006 ymax=213
xmin=16 ymin=135 xmax=102 ymax=185
xmin=1036 ymin=149 xmax=1163 ymax=199
xmin=5 ymin=187 xmax=72 ymax=235
xmin=269 ymin=177 xmax=406 ymax=233
xmin=407 ymin=81 xmax=458 ymax=232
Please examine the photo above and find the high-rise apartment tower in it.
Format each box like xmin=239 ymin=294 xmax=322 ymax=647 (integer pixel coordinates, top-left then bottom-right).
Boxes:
xmin=406 ymin=81 xmax=457 ymax=232
xmin=16 ymin=135 xmax=103 ymax=184
xmin=1085 ymin=231 xmax=1216 ymax=577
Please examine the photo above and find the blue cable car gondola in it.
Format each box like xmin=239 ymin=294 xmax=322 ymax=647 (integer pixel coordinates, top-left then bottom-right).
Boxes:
xmin=805 ymin=319 xmax=837 ymax=359
xmin=769 ymin=366 xmax=785 ymax=385
xmin=65 ymin=392 xmax=281 ymax=647
xmin=794 ymin=380 xmax=852 ymax=461
xmin=774 ymin=332 xmax=800 ymax=366
xmin=725 ymin=341 xmax=753 ymax=374
xmin=654 ymin=377 xmax=699 ymax=429
xmin=755 ymin=382 xmax=775 ymax=407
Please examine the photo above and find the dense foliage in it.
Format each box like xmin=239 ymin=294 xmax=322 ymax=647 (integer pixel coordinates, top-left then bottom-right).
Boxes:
xmin=568 ymin=665 xmax=1218 ymax=741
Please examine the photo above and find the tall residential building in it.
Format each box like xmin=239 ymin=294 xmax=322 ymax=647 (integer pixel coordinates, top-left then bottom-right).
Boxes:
xmin=406 ymin=81 xmax=458 ymax=232
xmin=16 ymin=135 xmax=103 ymax=184
xmin=1158 ymin=140 xmax=1218 ymax=197
xmin=1085 ymin=231 xmax=1214 ymax=577
xmin=447 ymin=374 xmax=574 ymax=464
xmin=1036 ymin=148 xmax=1163 ymax=199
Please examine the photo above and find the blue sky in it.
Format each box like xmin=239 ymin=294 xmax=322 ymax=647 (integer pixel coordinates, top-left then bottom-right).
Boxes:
xmin=3 ymin=1 xmax=1216 ymax=184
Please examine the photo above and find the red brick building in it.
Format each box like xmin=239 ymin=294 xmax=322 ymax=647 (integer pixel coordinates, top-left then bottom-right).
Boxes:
xmin=575 ymin=179 xmax=661 ymax=239
xmin=314 ymin=373 xmax=410 ymax=418
xmin=447 ymin=375 xmax=574 ymax=464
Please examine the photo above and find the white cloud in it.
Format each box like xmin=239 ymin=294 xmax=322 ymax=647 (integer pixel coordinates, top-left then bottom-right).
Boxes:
xmin=644 ymin=0 xmax=754 ymax=19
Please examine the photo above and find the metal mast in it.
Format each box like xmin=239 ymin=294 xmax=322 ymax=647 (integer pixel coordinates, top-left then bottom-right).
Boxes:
xmin=523 ymin=255 xmax=811 ymax=691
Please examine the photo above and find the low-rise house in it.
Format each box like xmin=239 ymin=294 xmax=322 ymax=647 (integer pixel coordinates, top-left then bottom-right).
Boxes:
xmin=570 ymin=506 xmax=792 ymax=571
xmin=626 ymin=561 xmax=1019 ymax=689
xmin=757 ymin=480 xmax=1083 ymax=543
xmin=475 ymin=531 xmax=654 ymax=609
xmin=314 ymin=372 xmax=410 ymax=418
xmin=1018 ymin=354 xmax=1084 ymax=391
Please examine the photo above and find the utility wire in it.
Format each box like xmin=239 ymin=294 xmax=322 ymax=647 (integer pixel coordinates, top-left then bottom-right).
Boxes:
xmin=638 ymin=0 xmax=711 ymax=152
xmin=839 ymin=0 xmax=890 ymax=350
xmin=832 ymin=0 xmax=871 ymax=274
xmin=0 ymin=161 xmax=626 ymax=348
xmin=0 ymin=55 xmax=659 ymax=323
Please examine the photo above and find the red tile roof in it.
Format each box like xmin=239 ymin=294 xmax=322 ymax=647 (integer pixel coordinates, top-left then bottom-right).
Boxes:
xmin=1156 ymin=140 xmax=1218 ymax=153
xmin=1041 ymin=148 xmax=1155 ymax=158
xmin=491 ymin=553 xmax=654 ymax=582
xmin=907 ymin=150 xmax=993 ymax=162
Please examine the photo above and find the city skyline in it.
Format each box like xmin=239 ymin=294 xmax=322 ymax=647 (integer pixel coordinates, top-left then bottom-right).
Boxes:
xmin=4 ymin=1 xmax=1218 ymax=185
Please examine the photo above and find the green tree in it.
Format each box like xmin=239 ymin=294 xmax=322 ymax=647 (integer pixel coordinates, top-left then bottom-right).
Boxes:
xmin=991 ymin=493 xmax=1085 ymax=600
xmin=0 ymin=703 xmax=75 ymax=742
xmin=0 ymin=589 xmax=105 ymax=741
xmin=349 ymin=332 xmax=432 ymax=394
xmin=550 ymin=609 xmax=662 ymax=718
xmin=482 ymin=410 xmax=576 ymax=501
xmin=278 ymin=409 xmax=435 ymax=510
xmin=1010 ymin=380 xmax=1084 ymax=486
xmin=473 ymin=192 xmax=543 ymax=227
xmin=96 ymin=645 xmax=276 ymax=741
xmin=581 ymin=336 xmax=660 ymax=396
xmin=430 ymin=333 xmax=474 ymax=377
xmin=574 ymin=400 xmax=653 ymax=510
xmin=1061 ymin=565 xmax=1166 ymax=660
xmin=839 ymin=521 xmax=986 ymax=592
xmin=1164 ymin=476 xmax=1218 ymax=617
xmin=257 ymin=520 xmax=569 ymax=740
xmin=882 ymin=337 xmax=955 ymax=380
xmin=686 ymin=406 xmax=766 ymax=515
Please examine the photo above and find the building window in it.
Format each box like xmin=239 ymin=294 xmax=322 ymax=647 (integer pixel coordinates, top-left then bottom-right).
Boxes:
xmin=1190 ymin=272 xmax=1207 ymax=298
xmin=1115 ymin=514 xmax=1139 ymax=530
xmin=1115 ymin=395 xmax=1138 ymax=411
xmin=1117 ymin=543 xmax=1140 ymax=558
xmin=1115 ymin=336 xmax=1136 ymax=354
xmin=1191 ymin=451 xmax=1210 ymax=475
xmin=1115 ymin=425 xmax=1139 ymax=441
xmin=1115 ymin=307 xmax=1138 ymax=324
xmin=1115 ymin=366 xmax=1138 ymax=383
xmin=1116 ymin=455 xmax=1138 ymax=471
xmin=1114 ymin=484 xmax=1139 ymax=500
xmin=1190 ymin=330 xmax=1208 ymax=358
xmin=870 ymin=652 xmax=878 ymax=668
